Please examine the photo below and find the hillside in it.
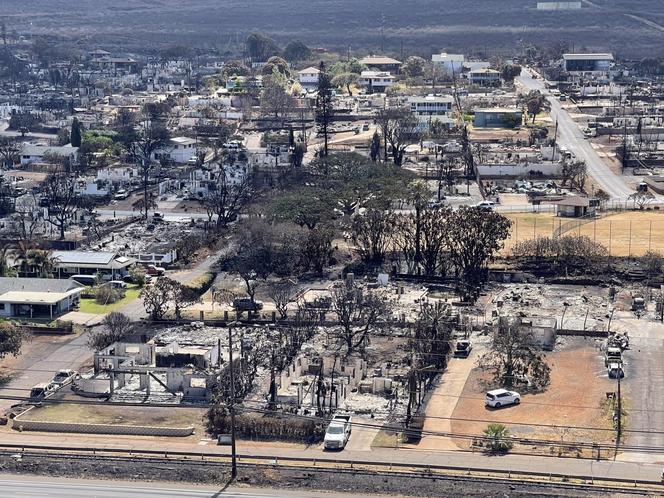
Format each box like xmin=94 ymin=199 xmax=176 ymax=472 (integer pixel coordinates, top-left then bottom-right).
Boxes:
xmin=2 ymin=0 xmax=664 ymax=57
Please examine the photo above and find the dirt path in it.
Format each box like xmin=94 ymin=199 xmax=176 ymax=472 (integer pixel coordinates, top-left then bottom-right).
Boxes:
xmin=414 ymin=352 xmax=481 ymax=451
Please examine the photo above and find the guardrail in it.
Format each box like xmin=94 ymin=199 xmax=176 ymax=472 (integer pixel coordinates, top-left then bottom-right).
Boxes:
xmin=0 ymin=441 xmax=660 ymax=490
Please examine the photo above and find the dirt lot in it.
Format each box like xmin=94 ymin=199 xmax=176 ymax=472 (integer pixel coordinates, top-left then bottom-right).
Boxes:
xmin=19 ymin=403 xmax=207 ymax=431
xmin=503 ymin=210 xmax=664 ymax=256
xmin=450 ymin=339 xmax=616 ymax=456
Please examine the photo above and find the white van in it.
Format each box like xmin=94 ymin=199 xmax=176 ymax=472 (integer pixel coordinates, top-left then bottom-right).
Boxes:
xmin=485 ymin=389 xmax=521 ymax=408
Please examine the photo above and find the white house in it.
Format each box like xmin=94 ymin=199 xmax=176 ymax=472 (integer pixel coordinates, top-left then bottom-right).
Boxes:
xmin=298 ymin=67 xmax=320 ymax=90
xmin=152 ymin=137 xmax=197 ymax=164
xmin=563 ymin=53 xmax=614 ymax=75
xmin=408 ymin=95 xmax=454 ymax=116
xmin=468 ymin=68 xmax=501 ymax=87
xmin=0 ymin=277 xmax=83 ymax=319
xmin=51 ymin=251 xmax=136 ymax=280
xmin=20 ymin=144 xmax=79 ymax=166
xmin=359 ymin=71 xmax=395 ymax=93
xmin=431 ymin=53 xmax=465 ymax=75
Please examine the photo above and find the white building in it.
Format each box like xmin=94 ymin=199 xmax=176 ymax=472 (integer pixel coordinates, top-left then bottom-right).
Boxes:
xmin=298 ymin=67 xmax=320 ymax=90
xmin=431 ymin=53 xmax=465 ymax=75
xmin=152 ymin=137 xmax=197 ymax=164
xmin=20 ymin=144 xmax=79 ymax=166
xmin=408 ymin=95 xmax=454 ymax=116
xmin=359 ymin=71 xmax=395 ymax=93
xmin=468 ymin=68 xmax=501 ymax=87
xmin=563 ymin=53 xmax=614 ymax=75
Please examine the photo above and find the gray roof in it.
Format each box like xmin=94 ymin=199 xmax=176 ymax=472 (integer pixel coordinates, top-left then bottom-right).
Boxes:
xmin=51 ymin=251 xmax=135 ymax=270
xmin=0 ymin=277 xmax=82 ymax=295
xmin=52 ymin=251 xmax=116 ymax=265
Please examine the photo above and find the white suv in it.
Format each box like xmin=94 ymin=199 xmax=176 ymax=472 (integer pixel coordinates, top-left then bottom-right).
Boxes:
xmin=485 ymin=389 xmax=521 ymax=408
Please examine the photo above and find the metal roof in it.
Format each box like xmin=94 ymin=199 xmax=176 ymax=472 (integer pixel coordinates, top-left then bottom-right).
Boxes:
xmin=52 ymin=251 xmax=116 ymax=265
xmin=0 ymin=277 xmax=82 ymax=296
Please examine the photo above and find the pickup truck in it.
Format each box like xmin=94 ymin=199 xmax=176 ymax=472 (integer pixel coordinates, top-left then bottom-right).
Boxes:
xmin=324 ymin=414 xmax=352 ymax=450
xmin=145 ymin=264 xmax=165 ymax=276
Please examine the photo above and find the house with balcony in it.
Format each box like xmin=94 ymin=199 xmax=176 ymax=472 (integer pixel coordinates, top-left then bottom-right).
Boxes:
xmin=298 ymin=67 xmax=320 ymax=90
xmin=359 ymin=71 xmax=395 ymax=93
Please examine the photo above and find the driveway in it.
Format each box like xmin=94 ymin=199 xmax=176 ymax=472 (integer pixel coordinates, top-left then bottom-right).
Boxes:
xmin=416 ymin=348 xmax=480 ymax=451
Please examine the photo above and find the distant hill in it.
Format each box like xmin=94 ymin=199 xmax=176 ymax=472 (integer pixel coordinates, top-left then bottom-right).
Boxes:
xmin=2 ymin=0 xmax=664 ymax=57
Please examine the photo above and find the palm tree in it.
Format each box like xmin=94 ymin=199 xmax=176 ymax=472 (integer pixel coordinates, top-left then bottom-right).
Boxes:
xmin=26 ymin=249 xmax=57 ymax=278
xmin=0 ymin=244 xmax=16 ymax=277
xmin=483 ymin=423 xmax=513 ymax=453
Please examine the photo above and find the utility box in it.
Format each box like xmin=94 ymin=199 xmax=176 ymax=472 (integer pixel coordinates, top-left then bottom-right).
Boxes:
xmin=217 ymin=434 xmax=232 ymax=445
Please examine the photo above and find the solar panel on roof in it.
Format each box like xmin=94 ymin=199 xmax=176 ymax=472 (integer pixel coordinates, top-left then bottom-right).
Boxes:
xmin=51 ymin=251 xmax=115 ymax=265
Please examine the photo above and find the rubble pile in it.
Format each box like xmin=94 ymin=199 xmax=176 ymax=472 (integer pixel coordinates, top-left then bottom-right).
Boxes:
xmin=493 ymin=284 xmax=610 ymax=330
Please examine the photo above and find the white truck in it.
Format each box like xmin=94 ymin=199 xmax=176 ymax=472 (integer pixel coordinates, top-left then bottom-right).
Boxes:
xmin=324 ymin=414 xmax=352 ymax=450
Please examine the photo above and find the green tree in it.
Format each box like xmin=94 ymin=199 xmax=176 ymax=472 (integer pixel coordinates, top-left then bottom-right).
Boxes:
xmin=316 ymin=62 xmax=334 ymax=157
xmin=0 ymin=321 xmax=25 ymax=360
xmin=331 ymin=72 xmax=359 ymax=95
xmin=246 ymin=33 xmax=281 ymax=61
xmin=483 ymin=424 xmax=513 ymax=453
xmin=261 ymin=56 xmax=290 ymax=78
xmin=500 ymin=64 xmax=522 ymax=83
xmin=271 ymin=188 xmax=334 ymax=230
xmin=70 ymin=117 xmax=82 ymax=147
xmin=525 ymin=90 xmax=549 ymax=124
xmin=402 ymin=56 xmax=426 ymax=79
xmin=283 ymin=40 xmax=311 ymax=63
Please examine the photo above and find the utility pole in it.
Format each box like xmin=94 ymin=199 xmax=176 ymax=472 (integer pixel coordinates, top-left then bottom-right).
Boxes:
xmin=228 ymin=322 xmax=237 ymax=480
xmin=616 ymin=371 xmax=622 ymax=441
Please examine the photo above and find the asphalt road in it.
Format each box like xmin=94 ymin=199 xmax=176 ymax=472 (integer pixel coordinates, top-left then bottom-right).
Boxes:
xmin=616 ymin=314 xmax=664 ymax=460
xmin=517 ymin=70 xmax=633 ymax=201
xmin=0 ymin=477 xmax=353 ymax=498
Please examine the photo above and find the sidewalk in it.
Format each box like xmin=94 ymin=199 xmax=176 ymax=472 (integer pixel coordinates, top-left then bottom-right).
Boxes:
xmin=1 ymin=429 xmax=662 ymax=484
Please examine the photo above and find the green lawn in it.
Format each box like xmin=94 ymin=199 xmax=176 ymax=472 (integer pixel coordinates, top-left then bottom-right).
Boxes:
xmin=78 ymin=286 xmax=141 ymax=314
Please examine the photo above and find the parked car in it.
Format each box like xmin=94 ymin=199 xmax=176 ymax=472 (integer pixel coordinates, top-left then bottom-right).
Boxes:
xmin=30 ymin=382 xmax=55 ymax=399
xmin=454 ymin=340 xmax=473 ymax=358
xmin=485 ymin=389 xmax=521 ymax=408
xmin=604 ymin=346 xmax=622 ymax=367
xmin=324 ymin=414 xmax=352 ymax=450
xmin=187 ymin=155 xmax=199 ymax=165
xmin=107 ymin=280 xmax=128 ymax=289
xmin=52 ymin=369 xmax=79 ymax=387
xmin=233 ymin=298 xmax=263 ymax=312
xmin=71 ymin=274 xmax=97 ymax=286
xmin=114 ymin=189 xmax=130 ymax=200
xmin=475 ymin=200 xmax=495 ymax=210
xmin=608 ymin=362 xmax=624 ymax=379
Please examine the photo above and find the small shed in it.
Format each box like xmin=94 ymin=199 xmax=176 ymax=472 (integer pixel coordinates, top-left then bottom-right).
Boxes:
xmin=553 ymin=196 xmax=598 ymax=217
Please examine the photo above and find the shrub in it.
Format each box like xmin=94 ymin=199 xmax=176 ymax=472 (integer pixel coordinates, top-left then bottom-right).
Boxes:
xmin=129 ymin=266 xmax=147 ymax=287
xmin=206 ymin=407 xmax=325 ymax=443
xmin=483 ymin=423 xmax=513 ymax=453
xmin=95 ymin=285 xmax=124 ymax=305
xmin=187 ymin=272 xmax=216 ymax=295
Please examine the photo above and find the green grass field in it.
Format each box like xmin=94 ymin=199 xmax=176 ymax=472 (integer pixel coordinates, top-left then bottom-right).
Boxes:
xmin=78 ymin=286 xmax=140 ymax=314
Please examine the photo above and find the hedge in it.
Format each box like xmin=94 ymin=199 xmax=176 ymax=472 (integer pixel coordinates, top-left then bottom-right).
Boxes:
xmin=207 ymin=407 xmax=325 ymax=443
